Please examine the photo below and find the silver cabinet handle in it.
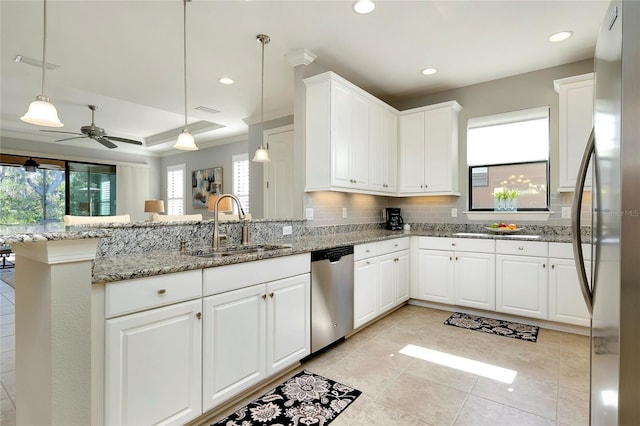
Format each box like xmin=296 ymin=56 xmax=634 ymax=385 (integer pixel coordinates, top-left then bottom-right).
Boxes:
xmin=196 ymin=312 xmax=202 ymax=320
xmin=262 ymin=294 xmax=267 ymax=300
xmin=572 ymin=127 xmax=595 ymax=316
xmin=269 ymin=292 xmax=274 ymax=298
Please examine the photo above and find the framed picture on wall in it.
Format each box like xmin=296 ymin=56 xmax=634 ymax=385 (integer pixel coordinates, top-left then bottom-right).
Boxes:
xmin=192 ymin=167 xmax=223 ymax=208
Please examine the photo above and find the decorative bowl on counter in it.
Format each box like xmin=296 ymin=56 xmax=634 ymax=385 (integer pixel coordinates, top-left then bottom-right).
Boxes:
xmin=484 ymin=226 xmax=522 ymax=234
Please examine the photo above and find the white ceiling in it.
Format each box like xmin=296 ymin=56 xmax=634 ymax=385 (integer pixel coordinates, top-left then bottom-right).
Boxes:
xmin=0 ymin=0 xmax=609 ymax=156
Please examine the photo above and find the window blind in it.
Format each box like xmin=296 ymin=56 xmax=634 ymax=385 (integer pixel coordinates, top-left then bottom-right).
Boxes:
xmin=232 ymin=154 xmax=249 ymax=214
xmin=167 ymin=164 xmax=185 ymax=215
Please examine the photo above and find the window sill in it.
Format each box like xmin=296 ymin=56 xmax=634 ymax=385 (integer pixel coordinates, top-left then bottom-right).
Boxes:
xmin=463 ymin=211 xmax=554 ymax=222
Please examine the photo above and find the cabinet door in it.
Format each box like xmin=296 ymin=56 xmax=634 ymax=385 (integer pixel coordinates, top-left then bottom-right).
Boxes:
xmin=330 ymin=82 xmax=353 ymax=188
xmin=395 ymin=250 xmax=410 ymax=304
xmin=377 ymin=254 xmax=396 ymax=315
xmin=549 ymin=258 xmax=590 ymax=326
xmin=202 ymin=285 xmax=266 ymax=411
xmin=417 ymin=249 xmax=455 ymax=304
xmin=399 ymin=112 xmax=426 ymax=193
xmin=424 ymin=106 xmax=456 ymax=193
xmin=496 ymin=255 xmax=548 ymax=319
xmin=369 ymin=104 xmax=397 ymax=193
xmin=105 ymin=300 xmax=202 ymax=426
xmin=266 ymin=274 xmax=311 ymax=376
xmin=455 ymin=252 xmax=495 ymax=310
xmin=350 ymin=91 xmax=370 ymax=189
xmin=557 ymin=77 xmax=594 ymax=189
xmin=354 ymin=258 xmax=377 ymax=328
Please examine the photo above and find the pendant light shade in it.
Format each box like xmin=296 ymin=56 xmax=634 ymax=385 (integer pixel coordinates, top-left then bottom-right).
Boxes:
xmin=252 ymin=34 xmax=271 ymax=163
xmin=173 ymin=0 xmax=198 ymax=151
xmin=23 ymin=157 xmax=40 ymax=172
xmin=21 ymin=0 xmax=64 ymax=128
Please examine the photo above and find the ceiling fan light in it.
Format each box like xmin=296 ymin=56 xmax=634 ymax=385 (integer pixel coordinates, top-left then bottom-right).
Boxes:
xmin=174 ymin=129 xmax=198 ymax=151
xmin=252 ymin=146 xmax=270 ymax=162
xmin=21 ymin=95 xmax=64 ymax=127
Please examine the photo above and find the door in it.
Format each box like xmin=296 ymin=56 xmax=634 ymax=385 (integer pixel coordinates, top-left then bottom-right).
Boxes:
xmin=350 ymin=91 xmax=369 ymax=188
xmin=368 ymin=103 xmax=397 ymax=193
xmin=105 ymin=300 xmax=202 ymax=426
xmin=549 ymin=258 xmax=590 ymax=326
xmin=263 ymin=125 xmax=294 ymax=219
xmin=202 ymin=285 xmax=266 ymax=411
xmin=399 ymin=112 xmax=426 ymax=193
xmin=417 ymin=249 xmax=454 ymax=304
xmin=377 ymin=253 xmax=396 ymax=314
xmin=455 ymin=251 xmax=495 ymax=310
xmin=354 ymin=258 xmax=377 ymax=328
xmin=266 ymin=274 xmax=310 ymax=375
xmin=424 ymin=106 xmax=454 ymax=193
xmin=330 ymin=82 xmax=353 ymax=188
xmin=496 ymin=255 xmax=548 ymax=319
xmin=395 ymin=251 xmax=410 ymax=304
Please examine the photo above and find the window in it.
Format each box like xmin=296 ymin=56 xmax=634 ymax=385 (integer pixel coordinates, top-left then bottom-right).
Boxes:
xmin=67 ymin=162 xmax=116 ymax=216
xmin=167 ymin=164 xmax=186 ymax=215
xmin=467 ymin=107 xmax=550 ymax=210
xmin=232 ymin=154 xmax=249 ymax=214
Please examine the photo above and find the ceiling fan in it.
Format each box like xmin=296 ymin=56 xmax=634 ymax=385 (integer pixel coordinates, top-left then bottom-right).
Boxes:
xmin=41 ymin=105 xmax=143 ymax=149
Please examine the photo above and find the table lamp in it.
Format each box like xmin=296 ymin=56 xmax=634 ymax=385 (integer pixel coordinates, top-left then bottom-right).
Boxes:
xmin=208 ymin=194 xmax=233 ymax=215
xmin=144 ymin=200 xmax=165 ymax=221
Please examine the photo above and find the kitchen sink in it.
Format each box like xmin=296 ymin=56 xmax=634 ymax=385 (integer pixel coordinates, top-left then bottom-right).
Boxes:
xmin=189 ymin=244 xmax=292 ymax=258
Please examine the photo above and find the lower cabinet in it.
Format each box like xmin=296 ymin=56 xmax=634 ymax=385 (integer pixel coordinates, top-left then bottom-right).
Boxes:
xmin=354 ymin=238 xmax=409 ymax=329
xmin=548 ymin=243 xmax=591 ymax=326
xmin=202 ymin=273 xmax=310 ymax=412
xmin=105 ymin=299 xmax=203 ymax=426
xmin=496 ymin=254 xmax=548 ymax=320
xmin=455 ymin=251 xmax=495 ymax=311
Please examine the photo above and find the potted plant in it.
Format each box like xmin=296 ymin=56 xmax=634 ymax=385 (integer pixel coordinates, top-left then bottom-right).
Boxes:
xmin=494 ymin=188 xmax=507 ymax=211
xmin=506 ymin=189 xmax=519 ymax=211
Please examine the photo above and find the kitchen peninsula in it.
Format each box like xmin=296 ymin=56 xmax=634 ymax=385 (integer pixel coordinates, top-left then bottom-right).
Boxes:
xmin=0 ymin=220 xmax=588 ymax=425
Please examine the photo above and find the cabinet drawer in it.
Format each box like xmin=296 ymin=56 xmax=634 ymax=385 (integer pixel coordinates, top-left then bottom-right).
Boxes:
xmin=378 ymin=237 xmax=410 ymax=254
xmin=549 ymin=242 xmax=591 ymax=261
xmin=418 ymin=236 xmax=455 ymax=251
xmin=450 ymin=238 xmax=495 ymax=253
xmin=496 ymin=240 xmax=548 ymax=257
xmin=204 ymin=253 xmax=310 ymax=296
xmin=354 ymin=242 xmax=378 ymax=260
xmin=105 ymin=269 xmax=202 ymax=318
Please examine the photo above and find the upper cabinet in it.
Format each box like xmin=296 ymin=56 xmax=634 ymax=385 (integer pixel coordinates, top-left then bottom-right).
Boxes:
xmin=554 ymin=73 xmax=594 ymax=192
xmin=399 ymin=102 xmax=461 ymax=195
xmin=305 ymin=72 xmax=398 ymax=195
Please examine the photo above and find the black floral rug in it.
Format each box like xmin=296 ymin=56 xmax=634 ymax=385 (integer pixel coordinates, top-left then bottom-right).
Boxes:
xmin=212 ymin=370 xmax=362 ymax=426
xmin=444 ymin=312 xmax=539 ymax=342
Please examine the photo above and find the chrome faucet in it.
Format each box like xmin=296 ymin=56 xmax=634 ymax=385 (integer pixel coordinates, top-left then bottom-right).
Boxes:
xmin=212 ymin=194 xmax=249 ymax=249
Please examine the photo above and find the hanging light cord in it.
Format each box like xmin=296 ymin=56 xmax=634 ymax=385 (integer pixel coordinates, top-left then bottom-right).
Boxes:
xmin=41 ymin=0 xmax=48 ymax=96
xmin=183 ymin=0 xmax=189 ymax=130
xmin=260 ymin=37 xmax=265 ymax=127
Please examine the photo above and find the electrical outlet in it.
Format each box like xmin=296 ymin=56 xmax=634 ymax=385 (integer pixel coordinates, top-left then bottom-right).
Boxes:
xmin=451 ymin=208 xmax=458 ymax=218
xmin=282 ymin=225 xmax=292 ymax=236
xmin=305 ymin=208 xmax=314 ymax=220
xmin=562 ymin=206 xmax=572 ymax=219
xmin=343 ymin=207 xmax=348 ymax=219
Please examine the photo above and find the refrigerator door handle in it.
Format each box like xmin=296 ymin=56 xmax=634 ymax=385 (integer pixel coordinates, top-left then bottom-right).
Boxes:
xmin=571 ymin=127 xmax=594 ymax=316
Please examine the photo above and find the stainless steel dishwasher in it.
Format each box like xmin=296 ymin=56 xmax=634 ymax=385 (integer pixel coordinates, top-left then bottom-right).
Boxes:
xmin=310 ymin=245 xmax=354 ymax=353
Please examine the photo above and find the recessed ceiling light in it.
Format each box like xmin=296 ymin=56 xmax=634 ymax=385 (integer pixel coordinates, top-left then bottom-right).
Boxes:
xmin=219 ymin=77 xmax=234 ymax=85
xmin=421 ymin=67 xmax=438 ymax=76
xmin=548 ymin=31 xmax=573 ymax=42
xmin=353 ymin=0 xmax=375 ymax=14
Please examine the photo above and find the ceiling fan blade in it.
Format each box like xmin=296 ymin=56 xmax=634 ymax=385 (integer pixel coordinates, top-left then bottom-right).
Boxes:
xmin=40 ymin=130 xmax=84 ymax=136
xmin=55 ymin=136 xmax=88 ymax=142
xmin=95 ymin=137 xmax=118 ymax=149
xmin=105 ymin=136 xmax=143 ymax=146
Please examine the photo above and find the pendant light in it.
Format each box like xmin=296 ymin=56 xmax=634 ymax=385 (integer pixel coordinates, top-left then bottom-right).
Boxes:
xmin=252 ymin=34 xmax=271 ymax=163
xmin=173 ymin=0 xmax=198 ymax=151
xmin=20 ymin=0 xmax=64 ymax=128
xmin=23 ymin=158 xmax=40 ymax=172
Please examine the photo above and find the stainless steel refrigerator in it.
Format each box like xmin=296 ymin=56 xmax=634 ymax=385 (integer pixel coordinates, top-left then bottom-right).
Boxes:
xmin=572 ymin=1 xmax=640 ymax=424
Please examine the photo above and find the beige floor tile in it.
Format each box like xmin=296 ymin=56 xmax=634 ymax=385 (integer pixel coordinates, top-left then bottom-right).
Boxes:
xmin=327 ymin=393 xmax=374 ymax=426
xmin=557 ymin=386 xmax=589 ymax=426
xmin=536 ymin=328 xmax=564 ymax=347
xmin=559 ymin=355 xmax=590 ymax=393
xmin=472 ymin=374 xmax=558 ymax=420
xmin=377 ymin=372 xmax=467 ymax=425
xmin=488 ymin=344 xmax=561 ymax=383
xmin=404 ymin=356 xmax=479 ymax=393
xmin=349 ymin=336 xmax=415 ymax=372
xmin=302 ymin=348 xmax=347 ymax=376
xmin=350 ymin=401 xmax=430 ymax=426
xmin=454 ymin=395 xmax=555 ymax=426
xmin=322 ymin=350 xmax=403 ymax=396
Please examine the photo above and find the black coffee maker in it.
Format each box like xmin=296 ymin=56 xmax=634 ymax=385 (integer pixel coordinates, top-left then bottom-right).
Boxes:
xmin=385 ymin=208 xmax=404 ymax=230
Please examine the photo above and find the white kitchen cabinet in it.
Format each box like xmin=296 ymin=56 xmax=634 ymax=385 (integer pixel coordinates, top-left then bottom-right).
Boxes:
xmin=399 ymin=101 xmax=461 ymax=195
xmin=104 ymin=271 xmax=203 ymax=426
xmin=305 ymin=71 xmax=399 ymax=195
xmin=202 ymin=273 xmax=310 ymax=411
xmin=554 ymin=73 xmax=594 ymax=191
xmin=369 ymin=102 xmax=398 ymax=193
xmin=354 ymin=238 xmax=409 ymax=329
xmin=495 ymin=240 xmax=549 ymax=320
xmin=414 ymin=237 xmax=494 ymax=309
xmin=548 ymin=242 xmax=591 ymax=326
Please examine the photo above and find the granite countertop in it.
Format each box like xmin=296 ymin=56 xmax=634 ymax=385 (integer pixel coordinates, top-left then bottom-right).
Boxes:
xmin=91 ymin=228 xmax=582 ymax=284
xmin=0 ymin=223 xmax=112 ymax=244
